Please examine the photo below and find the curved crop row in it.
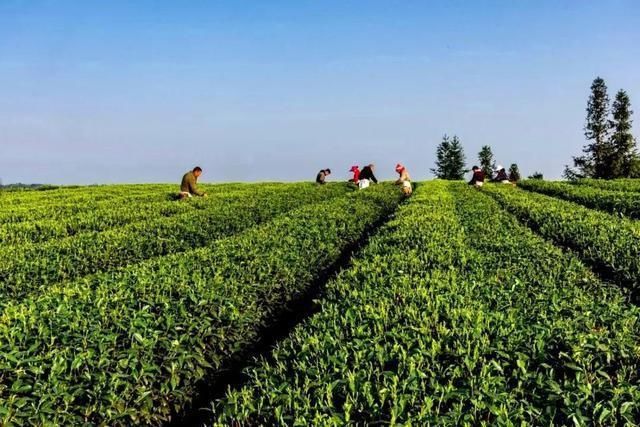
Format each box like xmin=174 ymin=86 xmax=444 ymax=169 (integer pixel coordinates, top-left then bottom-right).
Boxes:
xmin=213 ymin=182 xmax=640 ymax=426
xmin=519 ymin=179 xmax=640 ymax=218
xmin=0 ymin=185 xmax=402 ymax=426
xmin=0 ymin=200 xmax=196 ymax=246
xmin=0 ymin=184 xmax=175 ymax=207
xmin=0 ymin=183 xmax=284 ymax=207
xmin=0 ymin=183 xmax=351 ymax=302
xmin=0 ymin=182 xmax=260 ymax=223
xmin=485 ymin=185 xmax=640 ymax=294
xmin=0 ymin=184 xmax=299 ymax=245
xmin=0 ymin=192 xmax=169 ymax=224
xmin=572 ymin=178 xmax=640 ymax=193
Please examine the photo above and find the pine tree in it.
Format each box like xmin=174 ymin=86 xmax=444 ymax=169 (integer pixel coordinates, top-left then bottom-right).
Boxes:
xmin=508 ymin=163 xmax=520 ymax=182
xmin=431 ymin=134 xmax=467 ymax=180
xmin=478 ymin=145 xmax=496 ymax=179
xmin=609 ymin=89 xmax=638 ymax=178
xmin=566 ymin=77 xmax=612 ymax=179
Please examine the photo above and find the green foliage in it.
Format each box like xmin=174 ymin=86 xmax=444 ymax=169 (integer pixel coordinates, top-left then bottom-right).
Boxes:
xmin=528 ymin=171 xmax=544 ymax=180
xmin=574 ymin=178 xmax=640 ymax=192
xmin=520 ymin=179 xmax=640 ymax=218
xmin=566 ymin=78 xmax=638 ymax=179
xmin=485 ymin=185 xmax=640 ymax=292
xmin=431 ymin=134 xmax=466 ymax=180
xmin=3 ymin=180 xmax=640 ymax=425
xmin=214 ymin=182 xmax=640 ymax=426
xmin=478 ymin=145 xmax=496 ymax=178
xmin=508 ymin=163 xmax=520 ymax=181
xmin=609 ymin=89 xmax=638 ymax=178
xmin=0 ymin=185 xmax=402 ymax=426
xmin=0 ymin=183 xmax=351 ymax=303
xmin=567 ymin=76 xmax=612 ymax=179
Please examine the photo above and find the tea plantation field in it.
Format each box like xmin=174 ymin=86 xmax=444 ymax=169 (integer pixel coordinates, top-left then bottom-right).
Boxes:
xmin=0 ymin=180 xmax=639 ymax=426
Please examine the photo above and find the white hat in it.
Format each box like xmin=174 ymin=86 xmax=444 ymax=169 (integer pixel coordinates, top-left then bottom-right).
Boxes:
xmin=496 ymin=165 xmax=504 ymax=171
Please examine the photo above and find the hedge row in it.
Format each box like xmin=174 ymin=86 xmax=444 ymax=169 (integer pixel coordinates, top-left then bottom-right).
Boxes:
xmin=573 ymin=178 xmax=640 ymax=193
xmin=213 ymin=182 xmax=640 ymax=426
xmin=0 ymin=183 xmax=351 ymax=302
xmin=519 ymin=179 xmax=640 ymax=218
xmin=0 ymin=184 xmax=402 ymax=425
xmin=485 ymin=185 xmax=640 ymax=294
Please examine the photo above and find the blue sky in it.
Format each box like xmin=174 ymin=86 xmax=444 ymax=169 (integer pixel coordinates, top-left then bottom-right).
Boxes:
xmin=1 ymin=0 xmax=639 ymax=184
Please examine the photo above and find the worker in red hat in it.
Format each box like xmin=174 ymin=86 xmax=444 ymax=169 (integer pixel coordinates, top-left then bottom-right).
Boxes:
xmin=348 ymin=165 xmax=360 ymax=185
xmin=395 ymin=163 xmax=413 ymax=196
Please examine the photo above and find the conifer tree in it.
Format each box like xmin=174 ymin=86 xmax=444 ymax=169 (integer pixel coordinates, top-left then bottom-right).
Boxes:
xmin=431 ymin=134 xmax=467 ymax=180
xmin=478 ymin=145 xmax=496 ymax=179
xmin=508 ymin=163 xmax=521 ymax=182
xmin=609 ymin=89 xmax=638 ymax=178
xmin=565 ymin=77 xmax=612 ymax=179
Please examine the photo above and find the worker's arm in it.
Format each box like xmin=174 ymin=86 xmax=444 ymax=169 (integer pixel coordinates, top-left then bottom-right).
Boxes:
xmin=192 ymin=186 xmax=205 ymax=196
xmin=188 ymin=176 xmax=205 ymax=196
xmin=371 ymin=174 xmax=378 ymax=184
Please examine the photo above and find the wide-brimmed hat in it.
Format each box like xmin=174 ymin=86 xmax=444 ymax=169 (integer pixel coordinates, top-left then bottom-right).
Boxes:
xmin=349 ymin=165 xmax=359 ymax=172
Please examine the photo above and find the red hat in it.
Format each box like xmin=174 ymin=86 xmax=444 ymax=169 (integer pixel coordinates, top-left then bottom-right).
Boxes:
xmin=349 ymin=165 xmax=359 ymax=172
xmin=395 ymin=163 xmax=404 ymax=172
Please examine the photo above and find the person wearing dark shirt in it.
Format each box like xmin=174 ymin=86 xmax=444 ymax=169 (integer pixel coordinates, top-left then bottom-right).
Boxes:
xmin=316 ymin=169 xmax=331 ymax=184
xmin=468 ymin=165 xmax=485 ymax=187
xmin=358 ymin=164 xmax=378 ymax=189
xmin=492 ymin=165 xmax=509 ymax=183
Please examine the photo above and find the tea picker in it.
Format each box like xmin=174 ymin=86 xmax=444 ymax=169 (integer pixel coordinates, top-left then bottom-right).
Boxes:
xmin=468 ymin=165 xmax=485 ymax=187
xmin=179 ymin=166 xmax=207 ymax=199
xmin=315 ymin=169 xmax=331 ymax=185
xmin=395 ymin=163 xmax=413 ymax=196
xmin=358 ymin=164 xmax=378 ymax=189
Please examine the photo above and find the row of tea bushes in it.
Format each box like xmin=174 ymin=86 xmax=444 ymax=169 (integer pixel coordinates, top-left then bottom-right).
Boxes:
xmin=213 ymin=182 xmax=640 ymax=426
xmin=0 ymin=185 xmax=402 ymax=425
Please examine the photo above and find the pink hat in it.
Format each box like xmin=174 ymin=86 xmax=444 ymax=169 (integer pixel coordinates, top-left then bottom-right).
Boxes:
xmin=395 ymin=163 xmax=404 ymax=172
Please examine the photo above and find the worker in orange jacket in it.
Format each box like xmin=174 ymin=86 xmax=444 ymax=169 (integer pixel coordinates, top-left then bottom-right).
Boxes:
xmin=395 ymin=163 xmax=412 ymax=196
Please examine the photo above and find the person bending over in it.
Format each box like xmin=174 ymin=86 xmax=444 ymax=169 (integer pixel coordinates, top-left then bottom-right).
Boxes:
xmin=395 ymin=163 xmax=413 ymax=196
xmin=316 ymin=169 xmax=331 ymax=184
xmin=468 ymin=166 xmax=485 ymax=187
xmin=492 ymin=165 xmax=510 ymax=184
xmin=179 ymin=166 xmax=207 ymax=199
xmin=358 ymin=164 xmax=378 ymax=189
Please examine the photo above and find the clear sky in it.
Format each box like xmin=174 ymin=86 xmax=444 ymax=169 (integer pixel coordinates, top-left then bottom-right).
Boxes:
xmin=1 ymin=0 xmax=639 ymax=184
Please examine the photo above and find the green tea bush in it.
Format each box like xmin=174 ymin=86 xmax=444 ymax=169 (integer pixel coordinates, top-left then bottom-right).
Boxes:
xmin=0 ymin=185 xmax=401 ymax=425
xmin=486 ymin=185 xmax=640 ymax=293
xmin=520 ymin=179 xmax=640 ymax=218
xmin=214 ymin=182 xmax=640 ymax=426
xmin=0 ymin=183 xmax=351 ymax=302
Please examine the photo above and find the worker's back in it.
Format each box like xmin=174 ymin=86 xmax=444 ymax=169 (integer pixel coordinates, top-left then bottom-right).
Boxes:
xmin=181 ymin=171 xmax=195 ymax=193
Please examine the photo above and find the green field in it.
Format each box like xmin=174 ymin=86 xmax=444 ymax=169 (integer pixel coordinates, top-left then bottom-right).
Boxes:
xmin=1 ymin=180 xmax=639 ymax=426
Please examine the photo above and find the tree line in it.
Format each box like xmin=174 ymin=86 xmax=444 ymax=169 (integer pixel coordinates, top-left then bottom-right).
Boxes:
xmin=431 ymin=137 xmax=537 ymax=181
xmin=432 ymin=76 xmax=636 ymax=181
xmin=564 ymin=77 xmax=638 ymax=180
